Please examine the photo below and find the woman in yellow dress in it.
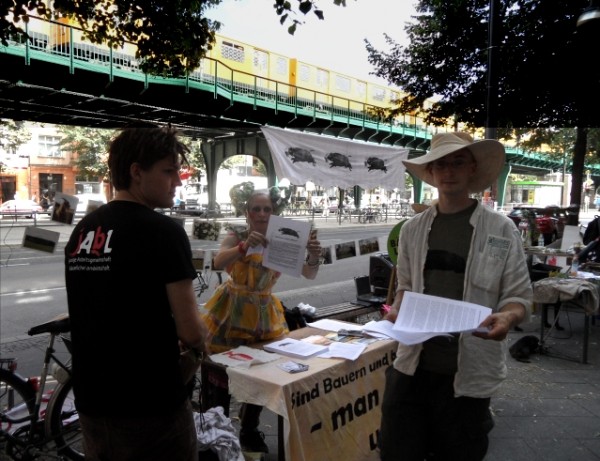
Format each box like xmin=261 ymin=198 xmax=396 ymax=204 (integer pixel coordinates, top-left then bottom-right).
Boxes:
xmin=202 ymin=185 xmax=322 ymax=453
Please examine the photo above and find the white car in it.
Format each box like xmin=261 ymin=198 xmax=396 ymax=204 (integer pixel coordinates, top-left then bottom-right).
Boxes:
xmin=74 ymin=193 xmax=107 ymax=213
xmin=0 ymin=200 xmax=43 ymax=218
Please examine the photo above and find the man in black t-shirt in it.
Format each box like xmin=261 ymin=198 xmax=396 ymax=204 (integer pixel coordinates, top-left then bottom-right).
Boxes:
xmin=65 ymin=126 xmax=209 ymax=461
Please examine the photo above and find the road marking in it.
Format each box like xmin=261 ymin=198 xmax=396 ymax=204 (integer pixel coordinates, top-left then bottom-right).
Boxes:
xmin=15 ymin=295 xmax=53 ymax=304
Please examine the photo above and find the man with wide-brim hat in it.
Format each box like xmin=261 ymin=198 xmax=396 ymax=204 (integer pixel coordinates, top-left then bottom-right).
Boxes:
xmin=379 ymin=132 xmax=533 ymax=461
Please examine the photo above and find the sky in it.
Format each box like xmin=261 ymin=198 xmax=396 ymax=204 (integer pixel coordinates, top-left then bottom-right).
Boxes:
xmin=208 ymin=0 xmax=417 ymax=85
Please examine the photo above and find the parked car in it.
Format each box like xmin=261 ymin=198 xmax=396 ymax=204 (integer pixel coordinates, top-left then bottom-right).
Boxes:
xmin=0 ymin=199 xmax=43 ymax=218
xmin=507 ymin=205 xmax=571 ymax=243
xmin=74 ymin=193 xmax=107 ymax=213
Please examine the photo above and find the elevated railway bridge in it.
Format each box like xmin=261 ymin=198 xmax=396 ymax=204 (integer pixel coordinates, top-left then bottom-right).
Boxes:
xmin=1 ymin=16 xmax=595 ymax=208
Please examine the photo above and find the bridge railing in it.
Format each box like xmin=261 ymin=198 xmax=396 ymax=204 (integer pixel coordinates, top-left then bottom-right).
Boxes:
xmin=4 ymin=16 xmax=599 ymax=175
xmin=4 ymin=15 xmax=438 ymax=146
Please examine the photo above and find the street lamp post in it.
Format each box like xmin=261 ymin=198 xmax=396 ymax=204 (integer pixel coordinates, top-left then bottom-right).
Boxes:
xmin=576 ymin=0 xmax=600 ymax=128
xmin=485 ymin=0 xmax=500 ymax=141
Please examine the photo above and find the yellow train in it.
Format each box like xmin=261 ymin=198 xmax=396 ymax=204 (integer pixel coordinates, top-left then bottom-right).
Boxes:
xmin=15 ymin=15 xmax=437 ymax=128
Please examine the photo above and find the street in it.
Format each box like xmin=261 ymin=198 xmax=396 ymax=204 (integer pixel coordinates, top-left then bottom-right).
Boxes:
xmin=1 ymin=217 xmax=397 ymax=376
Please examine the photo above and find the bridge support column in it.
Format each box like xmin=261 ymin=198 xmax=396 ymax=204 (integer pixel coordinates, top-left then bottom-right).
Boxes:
xmin=412 ymin=176 xmax=424 ymax=205
xmin=496 ymin=164 xmax=511 ymax=209
xmin=201 ymin=135 xmax=278 ymax=213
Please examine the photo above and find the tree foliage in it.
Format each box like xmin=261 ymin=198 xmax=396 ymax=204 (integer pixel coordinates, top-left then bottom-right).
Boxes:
xmin=1 ymin=0 xmax=345 ymax=76
xmin=365 ymin=0 xmax=599 ymax=215
xmin=366 ymin=0 xmax=598 ymax=129
xmin=58 ymin=125 xmax=208 ymax=181
xmin=58 ymin=126 xmax=113 ymax=181
xmin=0 ymin=119 xmax=31 ymax=154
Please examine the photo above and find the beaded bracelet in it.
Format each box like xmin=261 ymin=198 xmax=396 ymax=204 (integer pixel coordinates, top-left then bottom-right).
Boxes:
xmin=306 ymin=258 xmax=320 ymax=267
xmin=238 ymin=241 xmax=247 ymax=254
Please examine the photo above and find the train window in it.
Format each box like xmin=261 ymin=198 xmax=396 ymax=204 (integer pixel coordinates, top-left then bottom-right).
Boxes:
xmin=372 ymin=87 xmax=386 ymax=102
xmin=299 ymin=64 xmax=310 ymax=82
xmin=335 ymin=75 xmax=351 ymax=93
xmin=253 ymin=50 xmax=268 ymax=72
xmin=276 ymin=56 xmax=288 ymax=75
xmin=221 ymin=41 xmax=245 ymax=63
xmin=357 ymin=81 xmax=366 ymax=98
xmin=316 ymin=69 xmax=329 ymax=88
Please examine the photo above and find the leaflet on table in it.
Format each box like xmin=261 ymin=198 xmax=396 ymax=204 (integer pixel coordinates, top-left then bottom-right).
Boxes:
xmin=263 ymin=337 xmax=328 ymax=359
xmin=318 ymin=342 xmax=367 ymax=361
xmin=306 ymin=318 xmax=364 ymax=332
xmin=262 ymin=215 xmax=311 ymax=277
xmin=209 ymin=346 xmax=282 ymax=368
xmin=390 ymin=292 xmax=492 ymax=345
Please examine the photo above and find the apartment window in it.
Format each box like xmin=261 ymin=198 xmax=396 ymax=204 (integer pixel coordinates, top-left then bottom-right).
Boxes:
xmin=221 ymin=41 xmax=245 ymax=63
xmin=299 ymin=64 xmax=310 ymax=82
xmin=38 ymin=135 xmax=62 ymax=158
xmin=316 ymin=69 xmax=329 ymax=88
xmin=335 ymin=75 xmax=351 ymax=93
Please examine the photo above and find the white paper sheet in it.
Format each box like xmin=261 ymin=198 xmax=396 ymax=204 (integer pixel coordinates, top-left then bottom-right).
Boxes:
xmin=391 ymin=292 xmax=492 ymax=345
xmin=306 ymin=319 xmax=363 ymax=332
xmin=262 ymin=215 xmax=311 ymax=277
xmin=318 ymin=342 xmax=367 ymax=361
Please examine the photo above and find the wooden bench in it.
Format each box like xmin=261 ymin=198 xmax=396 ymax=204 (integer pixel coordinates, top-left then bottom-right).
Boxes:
xmin=305 ymin=302 xmax=382 ymax=324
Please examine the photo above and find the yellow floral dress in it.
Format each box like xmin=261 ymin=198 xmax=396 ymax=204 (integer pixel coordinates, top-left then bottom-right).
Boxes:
xmin=201 ymin=247 xmax=289 ymax=353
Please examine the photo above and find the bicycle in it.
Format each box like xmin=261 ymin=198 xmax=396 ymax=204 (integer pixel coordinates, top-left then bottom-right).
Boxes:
xmin=192 ymin=249 xmax=224 ymax=298
xmin=358 ymin=207 xmax=382 ymax=224
xmin=0 ymin=314 xmax=83 ymax=460
xmin=335 ymin=206 xmax=353 ymax=223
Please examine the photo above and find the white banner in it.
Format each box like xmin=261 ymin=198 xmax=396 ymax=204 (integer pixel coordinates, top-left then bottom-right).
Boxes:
xmin=261 ymin=126 xmax=408 ymax=189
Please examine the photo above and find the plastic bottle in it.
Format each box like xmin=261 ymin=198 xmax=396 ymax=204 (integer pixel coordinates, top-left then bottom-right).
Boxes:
xmin=570 ymin=256 xmax=579 ymax=277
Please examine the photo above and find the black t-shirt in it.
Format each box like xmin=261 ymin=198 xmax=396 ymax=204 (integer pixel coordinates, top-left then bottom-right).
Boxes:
xmin=65 ymin=201 xmax=196 ymax=417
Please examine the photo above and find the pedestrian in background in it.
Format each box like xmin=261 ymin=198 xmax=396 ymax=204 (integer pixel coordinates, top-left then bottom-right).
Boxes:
xmin=202 ymin=185 xmax=322 ymax=453
xmin=65 ymin=125 xmax=209 ymax=461
xmin=584 ymin=194 xmax=590 ymax=213
xmin=320 ymin=194 xmax=330 ymax=217
xmin=379 ymin=132 xmax=533 ymax=461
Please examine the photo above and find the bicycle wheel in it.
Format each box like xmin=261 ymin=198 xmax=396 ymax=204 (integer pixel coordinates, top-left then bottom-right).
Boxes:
xmin=45 ymin=378 xmax=84 ymax=461
xmin=0 ymin=368 xmax=36 ymax=456
xmin=373 ymin=211 xmax=383 ymax=223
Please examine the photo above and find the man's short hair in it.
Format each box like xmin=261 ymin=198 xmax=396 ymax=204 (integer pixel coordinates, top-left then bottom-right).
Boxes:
xmin=108 ymin=125 xmax=190 ymax=190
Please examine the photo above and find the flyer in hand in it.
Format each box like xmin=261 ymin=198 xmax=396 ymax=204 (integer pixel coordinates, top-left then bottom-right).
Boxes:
xmin=392 ymin=292 xmax=492 ymax=345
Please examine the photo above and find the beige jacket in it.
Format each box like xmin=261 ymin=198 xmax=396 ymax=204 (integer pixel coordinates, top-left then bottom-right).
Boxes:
xmin=393 ymin=202 xmax=533 ymax=397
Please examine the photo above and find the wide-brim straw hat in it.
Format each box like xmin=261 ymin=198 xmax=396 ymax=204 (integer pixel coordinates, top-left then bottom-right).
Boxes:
xmin=402 ymin=132 xmax=505 ymax=193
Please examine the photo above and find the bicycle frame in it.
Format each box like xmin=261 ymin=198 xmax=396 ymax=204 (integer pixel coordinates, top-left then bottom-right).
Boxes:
xmin=0 ymin=315 xmax=83 ymax=460
xmin=193 ymin=249 xmax=224 ymax=298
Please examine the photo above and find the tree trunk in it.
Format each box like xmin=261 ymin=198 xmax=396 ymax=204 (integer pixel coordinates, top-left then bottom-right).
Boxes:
xmin=568 ymin=126 xmax=589 ymax=225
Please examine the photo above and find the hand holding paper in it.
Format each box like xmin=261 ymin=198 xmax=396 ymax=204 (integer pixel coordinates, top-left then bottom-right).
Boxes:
xmin=391 ymin=292 xmax=492 ymax=345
